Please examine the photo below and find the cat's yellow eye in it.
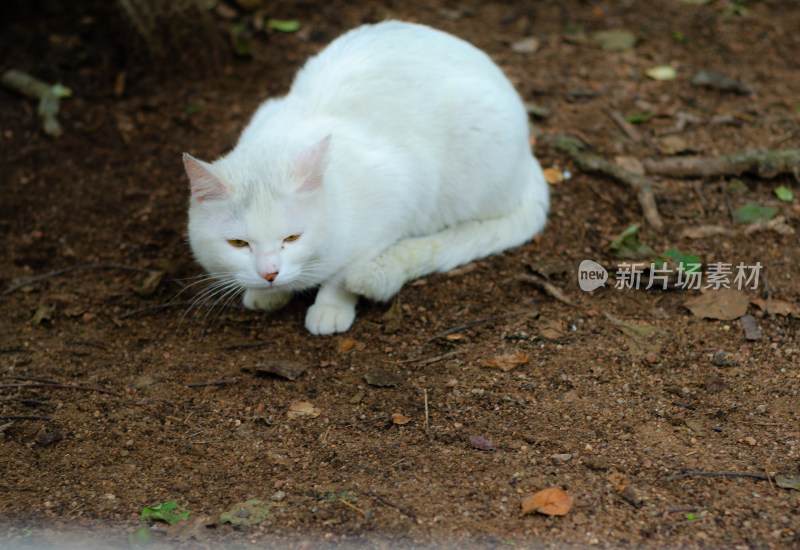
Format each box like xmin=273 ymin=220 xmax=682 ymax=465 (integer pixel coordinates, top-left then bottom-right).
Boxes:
xmin=228 ymin=239 xmax=249 ymax=248
xmin=283 ymin=234 xmax=300 ymax=243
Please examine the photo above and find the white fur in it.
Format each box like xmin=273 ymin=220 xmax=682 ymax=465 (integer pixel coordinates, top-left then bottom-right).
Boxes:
xmin=185 ymin=21 xmax=549 ymax=335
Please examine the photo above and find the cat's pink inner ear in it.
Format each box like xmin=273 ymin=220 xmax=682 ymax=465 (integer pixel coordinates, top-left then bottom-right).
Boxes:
xmin=183 ymin=153 xmax=227 ymax=202
xmin=295 ymin=134 xmax=331 ymax=192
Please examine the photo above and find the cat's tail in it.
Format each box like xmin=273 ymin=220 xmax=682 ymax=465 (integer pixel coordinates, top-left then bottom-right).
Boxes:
xmin=344 ymin=158 xmax=550 ymax=301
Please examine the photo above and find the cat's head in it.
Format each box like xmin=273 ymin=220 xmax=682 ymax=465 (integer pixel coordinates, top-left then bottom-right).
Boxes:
xmin=183 ymin=135 xmax=331 ymax=294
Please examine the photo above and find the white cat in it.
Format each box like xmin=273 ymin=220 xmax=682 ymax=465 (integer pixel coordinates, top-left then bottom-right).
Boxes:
xmin=184 ymin=21 xmax=549 ymax=335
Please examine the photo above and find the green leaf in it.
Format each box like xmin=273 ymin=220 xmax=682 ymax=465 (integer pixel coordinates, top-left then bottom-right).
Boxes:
xmin=775 ymin=185 xmax=794 ymax=202
xmin=267 ymin=19 xmax=301 ymax=32
xmin=219 ymin=499 xmax=273 ymax=526
xmin=51 ymin=83 xmax=73 ymax=99
xmin=733 ymin=203 xmax=779 ymax=224
xmin=685 ymin=513 xmax=696 ymax=520
xmin=645 ymin=66 xmax=677 ymax=81
xmin=607 ymin=225 xmax=656 ymax=259
xmin=662 ymin=249 xmax=701 ymax=273
xmin=141 ymin=501 xmax=190 ymax=525
xmin=230 ymin=23 xmax=252 ymax=57
xmin=626 ymin=112 xmax=654 ymax=123
xmin=671 ymin=31 xmax=689 ymax=43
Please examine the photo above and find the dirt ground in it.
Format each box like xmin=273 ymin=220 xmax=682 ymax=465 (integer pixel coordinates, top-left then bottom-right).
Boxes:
xmin=2 ymin=0 xmax=799 ymax=548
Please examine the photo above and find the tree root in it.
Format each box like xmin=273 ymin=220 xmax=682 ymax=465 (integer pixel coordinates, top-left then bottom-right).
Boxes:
xmin=642 ymin=148 xmax=800 ymax=179
xmin=541 ymin=135 xmax=664 ymax=229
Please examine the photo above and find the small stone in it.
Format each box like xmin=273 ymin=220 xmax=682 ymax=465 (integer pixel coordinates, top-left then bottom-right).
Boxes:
xmin=744 ymin=436 xmax=757 ymax=446
xmin=551 ymin=453 xmax=572 ymax=462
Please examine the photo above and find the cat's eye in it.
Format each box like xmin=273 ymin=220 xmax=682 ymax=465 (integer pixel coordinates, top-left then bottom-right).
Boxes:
xmin=283 ymin=234 xmax=300 ymax=243
xmin=227 ymin=239 xmax=249 ymax=248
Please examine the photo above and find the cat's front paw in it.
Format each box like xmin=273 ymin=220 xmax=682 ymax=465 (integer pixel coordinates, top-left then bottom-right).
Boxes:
xmin=305 ymin=302 xmax=356 ymax=335
xmin=242 ymin=288 xmax=292 ymax=312
xmin=344 ymin=261 xmax=403 ymax=302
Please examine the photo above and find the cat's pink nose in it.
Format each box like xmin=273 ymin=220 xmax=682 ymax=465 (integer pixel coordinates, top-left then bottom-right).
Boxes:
xmin=263 ymin=272 xmax=278 ymax=282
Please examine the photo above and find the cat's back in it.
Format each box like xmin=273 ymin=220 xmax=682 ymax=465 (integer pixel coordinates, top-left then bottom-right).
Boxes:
xmin=288 ymin=21 xmax=514 ymax=115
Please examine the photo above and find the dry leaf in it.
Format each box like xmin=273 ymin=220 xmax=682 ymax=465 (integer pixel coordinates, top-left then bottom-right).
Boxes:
xmin=684 ymin=289 xmax=749 ymax=320
xmin=744 ymin=215 xmax=795 ymax=236
xmin=364 ymin=369 xmax=402 ymax=387
xmin=484 ymin=353 xmax=531 ymax=372
xmin=540 ymin=319 xmax=568 ymax=341
xmin=521 ymin=487 xmax=572 ymax=516
xmin=286 ymin=401 xmax=320 ymax=419
xmin=252 ymin=360 xmax=308 ymax=381
xmin=133 ymin=270 xmax=166 ymax=297
xmin=336 ymin=338 xmax=358 ymax=353
xmin=751 ymin=297 xmax=799 ymax=317
xmin=469 ymin=435 xmax=498 ymax=451
xmin=511 ymin=36 xmax=540 ymax=54
xmin=680 ymin=225 xmax=731 ymax=239
xmin=381 ymin=294 xmax=404 ymax=334
xmin=391 ymin=413 xmax=411 ymax=425
xmin=32 ymin=303 xmax=55 ymax=324
xmin=543 ymin=167 xmax=564 ymax=184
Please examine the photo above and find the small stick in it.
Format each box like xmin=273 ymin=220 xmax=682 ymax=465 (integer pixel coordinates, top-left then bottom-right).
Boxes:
xmin=661 ymin=470 xmax=772 ymax=482
xmin=608 ymin=109 xmax=642 ymax=142
xmin=516 ymin=273 xmax=574 ymax=307
xmin=118 ymin=301 xmax=193 ymax=319
xmin=185 ymin=379 xmax=238 ymax=388
xmin=369 ymin=491 xmax=416 ymax=519
xmin=1 ymin=415 xmax=54 ymax=421
xmin=427 ymin=309 xmax=537 ymax=342
xmin=0 ymin=382 xmax=120 ymax=396
xmin=423 ymin=388 xmax=429 ymax=431
xmin=0 ymin=397 xmax=52 ymax=406
xmin=3 ymin=263 xmax=151 ymax=295
xmin=217 ymin=340 xmax=274 ymax=351
xmin=338 ymin=498 xmax=368 ymax=518
xmin=379 ymin=349 xmax=463 ymax=366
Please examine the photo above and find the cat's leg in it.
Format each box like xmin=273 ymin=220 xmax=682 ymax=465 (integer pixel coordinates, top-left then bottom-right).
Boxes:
xmin=242 ymin=288 xmax=293 ymax=311
xmin=305 ymin=282 xmax=358 ymax=335
xmin=345 ymin=178 xmax=548 ymax=302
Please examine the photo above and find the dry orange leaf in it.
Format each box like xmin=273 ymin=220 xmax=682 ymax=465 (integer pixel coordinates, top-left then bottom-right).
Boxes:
xmin=286 ymin=401 xmax=320 ymax=419
xmin=543 ymin=167 xmax=564 ymax=184
xmin=336 ymin=338 xmax=358 ymax=353
xmin=391 ymin=413 xmax=411 ymax=425
xmin=751 ymin=297 xmax=799 ymax=317
xmin=521 ymin=487 xmax=572 ymax=516
xmin=484 ymin=353 xmax=531 ymax=372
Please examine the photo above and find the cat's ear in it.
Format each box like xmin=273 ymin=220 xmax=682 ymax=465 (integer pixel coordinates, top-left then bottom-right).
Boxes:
xmin=294 ymin=134 xmax=331 ymax=192
xmin=183 ymin=153 xmax=227 ymax=202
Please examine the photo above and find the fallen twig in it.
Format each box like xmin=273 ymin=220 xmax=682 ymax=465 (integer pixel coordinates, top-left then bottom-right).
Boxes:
xmin=1 ymin=415 xmax=54 ymax=421
xmin=427 ymin=309 xmax=538 ymax=342
xmin=516 ymin=273 xmax=575 ymax=307
xmin=608 ymin=109 xmax=642 ymax=142
xmin=369 ymin=491 xmax=416 ymax=519
xmin=661 ymin=470 xmax=772 ymax=483
xmin=185 ymin=379 xmax=238 ymax=388
xmin=3 ymin=263 xmax=151 ymax=295
xmin=642 ymin=148 xmax=800 ymax=179
xmin=0 ymin=382 xmax=120 ymax=396
xmin=541 ymin=134 xmax=664 ymax=229
xmin=338 ymin=497 xmax=369 ymax=519
xmin=217 ymin=340 xmax=275 ymax=351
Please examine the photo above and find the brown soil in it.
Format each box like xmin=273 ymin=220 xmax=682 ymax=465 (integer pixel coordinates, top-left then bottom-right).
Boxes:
xmin=2 ymin=1 xmax=799 ymax=548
